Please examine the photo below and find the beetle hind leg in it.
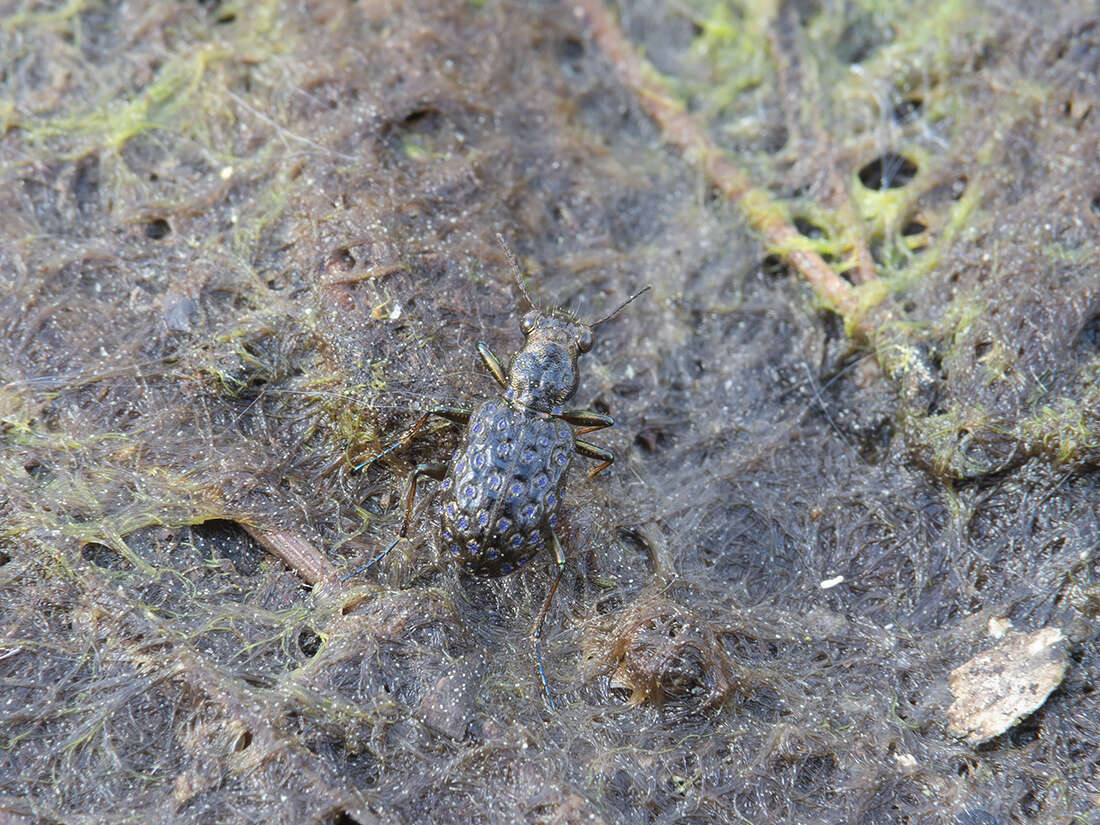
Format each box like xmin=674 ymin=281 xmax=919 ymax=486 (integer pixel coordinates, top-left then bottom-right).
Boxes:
xmin=399 ymin=461 xmax=448 ymax=537
xmin=343 ymin=461 xmax=448 ymax=582
xmin=532 ymin=529 xmax=567 ymax=709
xmin=353 ymin=405 xmax=471 ymax=472
xmin=340 ymin=535 xmax=401 ymax=581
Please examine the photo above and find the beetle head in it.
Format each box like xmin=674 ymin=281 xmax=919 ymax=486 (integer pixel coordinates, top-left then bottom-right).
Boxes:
xmin=496 ymin=234 xmax=649 ymax=411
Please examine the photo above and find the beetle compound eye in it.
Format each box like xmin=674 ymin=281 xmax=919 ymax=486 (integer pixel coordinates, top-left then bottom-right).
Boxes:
xmin=576 ymin=326 xmax=593 ymax=353
xmin=521 ymin=310 xmax=539 ymax=335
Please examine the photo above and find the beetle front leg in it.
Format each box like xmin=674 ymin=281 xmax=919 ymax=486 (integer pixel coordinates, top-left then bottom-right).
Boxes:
xmin=575 ymin=438 xmax=614 ymax=477
xmin=558 ymin=408 xmax=613 ymax=436
xmin=477 ymin=342 xmax=508 ymax=389
xmin=354 ymin=405 xmax=472 ymax=471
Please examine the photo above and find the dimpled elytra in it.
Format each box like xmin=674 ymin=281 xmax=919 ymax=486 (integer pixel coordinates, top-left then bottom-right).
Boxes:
xmin=343 ymin=235 xmax=649 ymax=708
xmin=441 ymin=402 xmax=572 ymax=577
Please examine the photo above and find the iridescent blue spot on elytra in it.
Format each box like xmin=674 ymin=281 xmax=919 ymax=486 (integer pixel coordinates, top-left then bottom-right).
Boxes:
xmin=539 ymin=436 xmax=549 ymax=447
xmin=510 ymin=482 xmax=523 ymax=497
xmin=528 ymin=533 xmax=540 ymax=545
xmin=546 ymin=492 xmax=557 ymax=508
xmin=549 ymin=514 xmax=559 ymax=527
xmin=442 ymin=477 xmax=453 ymax=491
xmin=456 ymin=459 xmax=468 ymax=475
xmin=534 ymin=474 xmax=548 ymax=489
xmin=496 ymin=416 xmax=508 ymax=431
xmin=468 ymin=540 xmax=479 ymax=552
xmin=498 ymin=518 xmax=511 ymax=532
xmin=556 ymin=452 xmax=567 ymax=466
xmin=446 ymin=501 xmax=457 ymax=517
xmin=500 ymin=563 xmax=513 ymax=574
xmin=488 ymin=474 xmax=502 ymax=491
xmin=499 ymin=442 xmax=512 ymax=457
xmin=524 ymin=504 xmax=537 ymax=520
xmin=485 ymin=402 xmax=496 ymax=414
xmin=450 ymin=544 xmax=461 ymax=555
xmin=478 ymin=510 xmax=489 ymax=526
xmin=522 ymin=448 xmax=537 ymax=463
xmin=511 ymin=534 xmax=523 ymax=548
xmin=463 ymin=485 xmax=476 ymax=501
xmin=487 ymin=549 xmax=500 ymax=560
xmin=472 ymin=421 xmax=484 ymax=435
xmin=443 ymin=528 xmax=453 ymax=540
xmin=458 ymin=516 xmax=469 ymax=531
xmin=473 ymin=452 xmax=486 ymax=469
xmin=517 ymin=555 xmax=529 ymax=566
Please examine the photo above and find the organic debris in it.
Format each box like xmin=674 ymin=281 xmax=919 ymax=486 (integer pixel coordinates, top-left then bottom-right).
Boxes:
xmin=947 ymin=627 xmax=1069 ymax=746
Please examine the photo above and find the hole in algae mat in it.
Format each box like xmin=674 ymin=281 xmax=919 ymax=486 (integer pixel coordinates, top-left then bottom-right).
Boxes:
xmin=189 ymin=519 xmax=265 ymax=575
xmin=858 ymin=153 xmax=918 ymax=189
xmin=81 ymin=542 xmax=130 ymax=571
xmin=558 ymin=36 xmax=584 ymax=63
xmin=893 ymin=97 xmax=923 ymax=123
xmin=144 ymin=218 xmax=171 ymax=239
xmin=633 ymin=426 xmax=670 ymax=453
xmin=1078 ymin=314 xmax=1100 ymax=350
xmin=298 ymin=627 xmax=322 ymax=657
xmin=760 ymin=253 xmax=788 ymax=278
xmin=794 ymin=217 xmax=826 ymax=239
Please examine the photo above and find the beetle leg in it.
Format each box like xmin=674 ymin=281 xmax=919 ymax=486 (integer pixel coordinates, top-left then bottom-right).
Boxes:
xmin=399 ymin=461 xmax=448 ymax=537
xmin=477 ymin=342 xmax=508 ymax=388
xmin=532 ymin=529 xmax=566 ymax=709
xmin=342 ymin=460 xmax=448 ymax=581
xmin=354 ymin=405 xmax=471 ymax=471
xmin=340 ymin=536 xmax=401 ymax=581
xmin=557 ymin=408 xmax=613 ymax=436
xmin=574 ymin=438 xmax=614 ymax=477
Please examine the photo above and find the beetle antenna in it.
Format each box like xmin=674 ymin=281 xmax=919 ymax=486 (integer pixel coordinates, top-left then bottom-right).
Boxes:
xmin=590 ymin=285 xmax=651 ymax=327
xmin=496 ymin=234 xmax=538 ymax=311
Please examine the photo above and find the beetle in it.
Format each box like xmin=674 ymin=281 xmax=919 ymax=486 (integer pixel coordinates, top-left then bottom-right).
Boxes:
xmin=344 ymin=235 xmax=648 ymax=707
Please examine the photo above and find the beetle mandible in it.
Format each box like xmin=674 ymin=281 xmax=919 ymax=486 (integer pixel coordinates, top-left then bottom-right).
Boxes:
xmin=343 ymin=234 xmax=648 ymax=707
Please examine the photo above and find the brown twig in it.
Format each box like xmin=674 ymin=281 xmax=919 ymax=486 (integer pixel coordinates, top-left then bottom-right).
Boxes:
xmin=574 ymin=0 xmax=866 ymax=327
xmin=766 ymin=1 xmax=877 ymax=285
xmin=242 ymin=525 xmax=336 ymax=585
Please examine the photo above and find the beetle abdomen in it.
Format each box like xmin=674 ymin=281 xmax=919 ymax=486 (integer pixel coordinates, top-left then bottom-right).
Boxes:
xmin=439 ymin=401 xmax=573 ymax=577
